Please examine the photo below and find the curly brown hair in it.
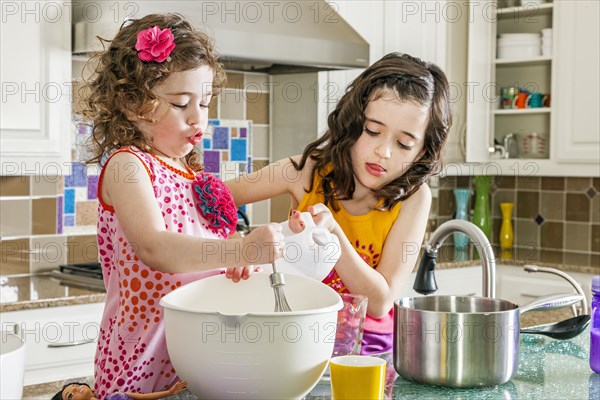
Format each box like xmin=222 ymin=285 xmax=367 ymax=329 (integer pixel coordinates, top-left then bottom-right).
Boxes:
xmin=81 ymin=13 xmax=226 ymax=172
xmin=292 ymin=53 xmax=451 ymax=211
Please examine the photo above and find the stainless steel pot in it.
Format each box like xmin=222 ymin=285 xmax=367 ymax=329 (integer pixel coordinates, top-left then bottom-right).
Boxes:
xmin=393 ymin=294 xmax=582 ymax=388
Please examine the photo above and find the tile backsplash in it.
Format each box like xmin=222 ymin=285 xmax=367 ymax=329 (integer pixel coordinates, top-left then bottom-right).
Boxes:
xmin=1 ymin=71 xmax=598 ymax=276
xmin=430 ymin=176 xmax=599 ymax=267
xmin=0 ymin=70 xmax=272 ymax=276
xmin=3 ymin=173 xmax=598 ymax=276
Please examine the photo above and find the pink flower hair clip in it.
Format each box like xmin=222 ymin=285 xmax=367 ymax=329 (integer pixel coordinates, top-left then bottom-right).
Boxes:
xmin=135 ymin=26 xmax=176 ymax=63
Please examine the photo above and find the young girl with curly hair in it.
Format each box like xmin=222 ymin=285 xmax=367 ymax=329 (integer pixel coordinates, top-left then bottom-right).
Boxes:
xmin=82 ymin=13 xmax=283 ymax=396
xmin=226 ymin=52 xmax=451 ymax=355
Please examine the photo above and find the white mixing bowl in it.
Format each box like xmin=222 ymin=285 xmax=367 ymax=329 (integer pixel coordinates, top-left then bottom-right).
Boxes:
xmin=160 ymin=272 xmax=343 ymax=399
xmin=1 ymin=331 xmax=26 ymax=399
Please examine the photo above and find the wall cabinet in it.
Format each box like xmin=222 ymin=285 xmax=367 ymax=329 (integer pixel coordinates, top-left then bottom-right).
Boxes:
xmin=0 ymin=302 xmax=104 ymax=385
xmin=465 ymin=0 xmax=599 ymax=176
xmin=551 ymin=0 xmax=600 ymax=163
xmin=325 ymin=1 xmax=470 ymax=165
xmin=0 ymin=0 xmax=72 ymax=175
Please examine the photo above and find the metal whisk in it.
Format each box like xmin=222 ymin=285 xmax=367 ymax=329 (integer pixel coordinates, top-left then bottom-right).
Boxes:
xmin=270 ymin=262 xmax=292 ymax=312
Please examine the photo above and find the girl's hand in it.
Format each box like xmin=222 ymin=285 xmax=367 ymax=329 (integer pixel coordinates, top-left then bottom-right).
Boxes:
xmin=225 ymin=264 xmax=262 ymax=282
xmin=307 ymin=204 xmax=336 ymax=232
xmin=226 ymin=223 xmax=284 ymax=282
xmin=288 ymin=210 xmax=305 ymax=233
xmin=168 ymin=380 xmax=188 ymax=395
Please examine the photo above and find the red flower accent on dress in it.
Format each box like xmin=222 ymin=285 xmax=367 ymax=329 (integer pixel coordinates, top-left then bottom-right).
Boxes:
xmin=135 ymin=26 xmax=176 ymax=63
xmin=192 ymin=173 xmax=237 ymax=239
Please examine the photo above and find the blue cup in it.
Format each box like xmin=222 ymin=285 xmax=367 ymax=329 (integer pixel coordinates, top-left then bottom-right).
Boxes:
xmin=528 ymin=92 xmax=549 ymax=108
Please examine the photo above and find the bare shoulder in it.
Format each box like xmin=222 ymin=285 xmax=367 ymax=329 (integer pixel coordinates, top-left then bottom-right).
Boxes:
xmin=101 ymin=151 xmax=152 ymax=205
xmin=103 ymin=151 xmax=149 ymax=183
xmin=406 ymin=183 xmax=432 ymax=205
xmin=395 ymin=183 xmax=432 ymax=222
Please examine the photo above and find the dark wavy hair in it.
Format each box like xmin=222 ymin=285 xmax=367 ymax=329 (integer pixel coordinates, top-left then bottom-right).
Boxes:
xmin=292 ymin=53 xmax=451 ymax=211
xmin=50 ymin=382 xmax=91 ymax=400
xmin=81 ymin=13 xmax=226 ymax=172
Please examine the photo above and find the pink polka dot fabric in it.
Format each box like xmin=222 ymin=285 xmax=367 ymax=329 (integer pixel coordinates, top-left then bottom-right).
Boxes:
xmin=94 ymin=148 xmax=224 ymax=397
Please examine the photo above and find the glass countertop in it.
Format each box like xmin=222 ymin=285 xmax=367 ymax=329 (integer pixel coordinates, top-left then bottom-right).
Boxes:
xmin=306 ymin=327 xmax=599 ymax=400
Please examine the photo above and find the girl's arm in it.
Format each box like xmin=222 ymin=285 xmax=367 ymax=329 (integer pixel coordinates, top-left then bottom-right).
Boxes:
xmin=125 ymin=380 xmax=187 ymax=400
xmin=309 ymin=184 xmax=432 ymax=318
xmin=225 ymin=156 xmax=311 ymax=209
xmin=101 ymin=152 xmax=283 ymax=273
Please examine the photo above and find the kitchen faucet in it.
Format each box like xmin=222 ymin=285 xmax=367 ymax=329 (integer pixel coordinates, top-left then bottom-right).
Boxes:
xmin=524 ymin=265 xmax=588 ymax=316
xmin=413 ymin=220 xmax=496 ymax=298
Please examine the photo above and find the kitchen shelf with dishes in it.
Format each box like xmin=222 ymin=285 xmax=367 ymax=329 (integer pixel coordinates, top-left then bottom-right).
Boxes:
xmin=494 ymin=107 xmax=551 ymax=115
xmin=491 ymin=1 xmax=554 ymax=161
xmin=494 ymin=56 xmax=552 ymax=66
xmin=496 ymin=2 xmax=554 ymax=16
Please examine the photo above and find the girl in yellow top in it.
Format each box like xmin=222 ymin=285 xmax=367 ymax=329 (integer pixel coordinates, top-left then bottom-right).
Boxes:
xmin=226 ymin=53 xmax=451 ymax=354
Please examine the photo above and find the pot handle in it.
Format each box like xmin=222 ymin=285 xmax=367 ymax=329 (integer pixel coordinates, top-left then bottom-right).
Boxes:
xmin=519 ymin=293 xmax=584 ymax=314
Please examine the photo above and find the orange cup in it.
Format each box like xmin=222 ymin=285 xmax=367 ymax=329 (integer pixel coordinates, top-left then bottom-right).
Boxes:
xmin=513 ymin=92 xmax=530 ymax=109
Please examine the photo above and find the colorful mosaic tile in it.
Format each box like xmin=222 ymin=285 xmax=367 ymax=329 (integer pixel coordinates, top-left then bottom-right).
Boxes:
xmin=213 ymin=127 xmax=230 ymax=149
xmin=231 ymin=139 xmax=247 ymax=161
xmin=65 ymin=162 xmax=87 ymax=187
xmin=75 ymin=187 xmax=88 ymax=202
xmin=200 ymin=119 xmax=252 ymax=177
xmin=64 ymin=215 xmax=75 ymax=227
xmin=76 ymin=201 xmax=98 ymax=226
xmin=57 ymin=120 xmax=251 ymax=233
xmin=87 ymin=175 xmax=98 ymax=200
xmin=64 ymin=189 xmax=75 ymax=214
xmin=57 ymin=196 xmax=63 ymax=234
xmin=203 ymin=151 xmax=220 ymax=173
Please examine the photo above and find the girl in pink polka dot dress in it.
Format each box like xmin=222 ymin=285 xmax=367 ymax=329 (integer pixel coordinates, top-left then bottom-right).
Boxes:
xmin=81 ymin=14 xmax=284 ymax=398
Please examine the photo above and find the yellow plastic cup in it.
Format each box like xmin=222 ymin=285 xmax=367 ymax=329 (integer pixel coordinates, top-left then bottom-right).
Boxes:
xmin=329 ymin=355 xmax=387 ymax=400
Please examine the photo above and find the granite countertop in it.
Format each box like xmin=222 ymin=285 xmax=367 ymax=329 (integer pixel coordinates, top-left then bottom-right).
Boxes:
xmin=16 ymin=257 xmax=597 ymax=399
xmin=0 ymin=273 xmax=105 ymax=312
xmin=24 ymin=327 xmax=598 ymax=400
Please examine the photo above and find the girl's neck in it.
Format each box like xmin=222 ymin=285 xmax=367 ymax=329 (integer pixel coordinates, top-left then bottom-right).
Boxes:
xmin=339 ymin=184 xmax=379 ymax=215
xmin=150 ymin=147 xmax=188 ymax=172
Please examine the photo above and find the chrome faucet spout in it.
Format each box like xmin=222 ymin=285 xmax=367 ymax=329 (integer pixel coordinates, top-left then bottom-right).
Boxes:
xmin=413 ymin=220 xmax=496 ymax=298
xmin=524 ymin=265 xmax=587 ymax=316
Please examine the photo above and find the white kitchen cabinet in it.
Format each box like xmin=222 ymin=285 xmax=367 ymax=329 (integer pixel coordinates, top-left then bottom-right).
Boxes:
xmin=0 ymin=302 xmax=104 ymax=385
xmin=327 ymin=1 xmax=470 ymax=164
xmin=398 ymin=266 xmax=484 ymax=298
xmin=464 ymin=0 xmax=599 ymax=176
xmin=0 ymin=0 xmax=72 ymax=175
xmin=551 ymin=0 xmax=600 ymax=163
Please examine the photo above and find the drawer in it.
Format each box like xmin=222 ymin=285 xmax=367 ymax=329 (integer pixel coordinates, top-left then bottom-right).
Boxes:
xmin=1 ymin=302 xmax=104 ymax=385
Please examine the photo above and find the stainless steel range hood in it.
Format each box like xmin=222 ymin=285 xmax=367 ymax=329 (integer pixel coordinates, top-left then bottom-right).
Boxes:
xmin=72 ymin=0 xmax=369 ymax=74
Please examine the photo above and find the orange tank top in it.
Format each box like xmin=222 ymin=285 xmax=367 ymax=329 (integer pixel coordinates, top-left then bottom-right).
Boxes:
xmin=296 ymin=167 xmax=401 ymax=334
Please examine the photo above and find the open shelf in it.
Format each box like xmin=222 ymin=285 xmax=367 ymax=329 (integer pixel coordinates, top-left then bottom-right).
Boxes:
xmin=494 ymin=108 xmax=551 ymax=115
xmin=495 ymin=56 xmax=552 ymax=65
xmin=497 ymin=3 xmax=554 ymax=17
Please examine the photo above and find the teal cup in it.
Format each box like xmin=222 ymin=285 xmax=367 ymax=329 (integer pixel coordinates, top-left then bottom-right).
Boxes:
xmin=528 ymin=92 xmax=548 ymax=108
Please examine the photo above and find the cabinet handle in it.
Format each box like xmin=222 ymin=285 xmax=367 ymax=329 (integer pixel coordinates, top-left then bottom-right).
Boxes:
xmin=521 ymin=293 xmax=538 ymax=298
xmin=48 ymin=339 xmax=95 ymax=348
